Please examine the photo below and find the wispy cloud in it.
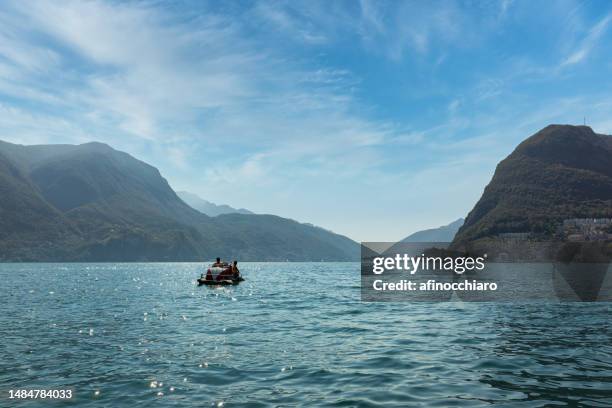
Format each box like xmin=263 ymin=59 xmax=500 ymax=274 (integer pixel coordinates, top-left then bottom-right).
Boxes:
xmin=0 ymin=0 xmax=611 ymax=241
xmin=0 ymin=1 xmax=387 ymax=151
xmin=249 ymin=0 xmax=486 ymax=60
xmin=253 ymin=2 xmax=328 ymax=44
xmin=562 ymin=14 xmax=612 ymax=66
xmin=356 ymin=0 xmax=471 ymax=59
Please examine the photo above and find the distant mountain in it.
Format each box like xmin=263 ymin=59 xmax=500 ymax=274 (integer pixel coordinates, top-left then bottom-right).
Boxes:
xmin=452 ymin=125 xmax=612 ymax=246
xmin=177 ymin=191 xmax=252 ymax=216
xmin=402 ymin=218 xmax=464 ymax=242
xmin=0 ymin=140 xmax=358 ymax=261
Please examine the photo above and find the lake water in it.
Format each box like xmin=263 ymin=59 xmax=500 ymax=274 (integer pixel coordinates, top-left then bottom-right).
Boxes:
xmin=1 ymin=263 xmax=611 ymax=407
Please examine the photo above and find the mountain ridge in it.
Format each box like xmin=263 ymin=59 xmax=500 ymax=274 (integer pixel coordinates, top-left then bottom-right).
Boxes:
xmin=452 ymin=124 xmax=612 ymax=246
xmin=177 ymin=191 xmax=253 ymax=217
xmin=0 ymin=140 xmax=358 ymax=261
xmin=402 ymin=218 xmax=464 ymax=242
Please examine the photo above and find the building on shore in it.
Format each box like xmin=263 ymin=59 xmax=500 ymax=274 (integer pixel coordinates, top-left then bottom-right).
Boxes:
xmin=562 ymin=218 xmax=612 ymax=241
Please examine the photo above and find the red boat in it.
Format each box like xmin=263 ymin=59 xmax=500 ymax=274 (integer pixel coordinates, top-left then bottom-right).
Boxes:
xmin=197 ymin=265 xmax=244 ymax=286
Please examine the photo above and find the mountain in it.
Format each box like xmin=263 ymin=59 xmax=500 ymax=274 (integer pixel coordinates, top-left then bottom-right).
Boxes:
xmin=452 ymin=125 xmax=612 ymax=246
xmin=402 ymin=218 xmax=464 ymax=242
xmin=177 ymin=191 xmax=252 ymax=216
xmin=0 ymin=140 xmax=358 ymax=261
xmin=0 ymin=149 xmax=81 ymax=260
xmin=209 ymin=213 xmax=358 ymax=261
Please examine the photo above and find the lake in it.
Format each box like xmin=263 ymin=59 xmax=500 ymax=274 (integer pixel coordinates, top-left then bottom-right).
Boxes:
xmin=1 ymin=263 xmax=611 ymax=407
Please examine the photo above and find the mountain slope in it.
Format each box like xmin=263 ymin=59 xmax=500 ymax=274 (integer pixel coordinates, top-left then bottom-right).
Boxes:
xmin=0 ymin=151 xmax=80 ymax=261
xmin=212 ymin=213 xmax=358 ymax=261
xmin=0 ymin=140 xmax=358 ymax=261
xmin=452 ymin=125 xmax=612 ymax=246
xmin=177 ymin=191 xmax=252 ymax=216
xmin=1 ymin=141 xmax=221 ymax=261
xmin=402 ymin=218 xmax=464 ymax=242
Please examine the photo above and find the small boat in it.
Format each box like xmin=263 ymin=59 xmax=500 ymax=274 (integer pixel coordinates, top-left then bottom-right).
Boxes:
xmin=197 ymin=264 xmax=244 ymax=286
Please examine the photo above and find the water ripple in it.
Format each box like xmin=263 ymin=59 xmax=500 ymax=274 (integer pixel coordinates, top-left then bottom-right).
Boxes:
xmin=1 ymin=262 xmax=611 ymax=406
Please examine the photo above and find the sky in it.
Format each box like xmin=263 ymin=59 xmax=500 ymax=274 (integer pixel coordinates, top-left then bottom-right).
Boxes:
xmin=1 ymin=0 xmax=612 ymax=242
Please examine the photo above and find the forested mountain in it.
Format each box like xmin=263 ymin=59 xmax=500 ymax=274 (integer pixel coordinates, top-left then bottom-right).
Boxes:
xmin=0 ymin=140 xmax=358 ymax=261
xmin=452 ymin=125 xmax=612 ymax=246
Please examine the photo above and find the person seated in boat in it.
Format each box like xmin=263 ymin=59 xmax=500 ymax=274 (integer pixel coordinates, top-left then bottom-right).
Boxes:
xmin=212 ymin=257 xmax=223 ymax=267
xmin=216 ymin=264 xmax=235 ymax=281
xmin=232 ymin=260 xmax=240 ymax=279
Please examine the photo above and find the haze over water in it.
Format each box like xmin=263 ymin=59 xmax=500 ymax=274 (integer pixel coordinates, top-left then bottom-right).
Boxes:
xmin=1 ymin=263 xmax=611 ymax=407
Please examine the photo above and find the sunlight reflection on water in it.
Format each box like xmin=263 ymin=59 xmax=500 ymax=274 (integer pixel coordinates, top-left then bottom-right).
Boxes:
xmin=0 ymin=263 xmax=611 ymax=407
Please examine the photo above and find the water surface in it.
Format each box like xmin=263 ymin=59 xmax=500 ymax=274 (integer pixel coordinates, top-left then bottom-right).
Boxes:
xmin=1 ymin=263 xmax=611 ymax=407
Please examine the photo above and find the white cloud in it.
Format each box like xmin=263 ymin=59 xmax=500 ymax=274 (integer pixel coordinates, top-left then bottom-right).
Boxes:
xmin=248 ymin=0 xmax=483 ymax=61
xmin=253 ymin=2 xmax=328 ymax=44
xmin=562 ymin=14 xmax=612 ymax=66
xmin=0 ymin=102 xmax=88 ymax=145
xmin=500 ymin=0 xmax=514 ymax=17
xmin=1 ymin=0 xmax=611 ymax=241
xmin=0 ymin=0 xmax=403 ymax=212
xmin=0 ymin=1 xmax=390 ymax=153
xmin=355 ymin=0 xmax=479 ymax=60
xmin=5 ymin=1 xmax=265 ymax=140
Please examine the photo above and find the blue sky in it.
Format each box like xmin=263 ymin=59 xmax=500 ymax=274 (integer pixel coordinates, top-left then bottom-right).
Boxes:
xmin=1 ymin=0 xmax=612 ymax=241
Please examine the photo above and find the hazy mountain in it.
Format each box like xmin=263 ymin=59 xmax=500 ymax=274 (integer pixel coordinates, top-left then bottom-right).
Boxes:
xmin=177 ymin=191 xmax=252 ymax=216
xmin=0 ymin=140 xmax=358 ymax=261
xmin=209 ymin=213 xmax=358 ymax=262
xmin=452 ymin=125 xmax=612 ymax=246
xmin=402 ymin=218 xmax=464 ymax=242
xmin=0 ymin=149 xmax=80 ymax=260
